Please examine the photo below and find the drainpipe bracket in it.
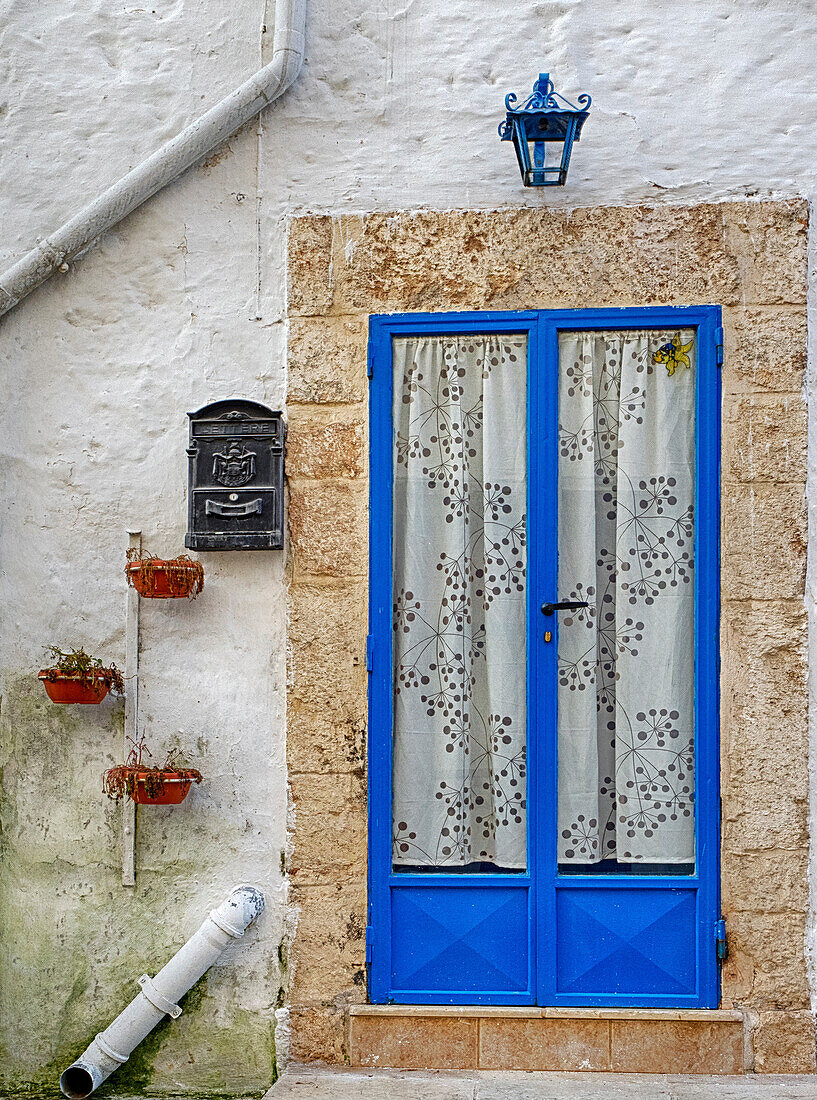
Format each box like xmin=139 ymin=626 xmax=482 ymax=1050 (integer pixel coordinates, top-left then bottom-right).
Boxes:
xmin=138 ymin=974 xmax=182 ymax=1019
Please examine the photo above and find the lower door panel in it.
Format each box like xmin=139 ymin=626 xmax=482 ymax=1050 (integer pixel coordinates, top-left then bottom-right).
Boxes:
xmin=388 ymin=881 xmax=533 ymax=1002
xmin=554 ymin=883 xmax=700 ymax=1003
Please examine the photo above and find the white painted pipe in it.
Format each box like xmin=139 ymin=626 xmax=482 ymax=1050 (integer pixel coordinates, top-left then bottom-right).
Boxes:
xmin=59 ymin=885 xmax=265 ymax=1099
xmin=0 ymin=0 xmax=306 ymax=319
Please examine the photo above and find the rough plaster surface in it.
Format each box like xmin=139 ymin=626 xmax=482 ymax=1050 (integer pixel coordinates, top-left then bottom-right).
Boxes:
xmin=0 ymin=371 xmax=290 ymax=1087
xmin=1 ymin=0 xmax=817 ymax=1090
xmin=285 ymin=202 xmax=814 ymax=1072
xmin=0 ymin=2 xmax=288 ymax=1089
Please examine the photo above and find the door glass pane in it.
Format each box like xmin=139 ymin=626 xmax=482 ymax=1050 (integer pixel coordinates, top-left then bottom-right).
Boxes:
xmin=391 ymin=334 xmax=528 ymax=873
xmin=557 ymin=330 xmax=696 ymax=875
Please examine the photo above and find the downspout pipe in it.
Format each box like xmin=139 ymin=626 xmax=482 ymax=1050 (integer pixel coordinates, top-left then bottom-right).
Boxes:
xmin=59 ymin=885 xmax=265 ymax=1099
xmin=0 ymin=0 xmax=305 ymax=320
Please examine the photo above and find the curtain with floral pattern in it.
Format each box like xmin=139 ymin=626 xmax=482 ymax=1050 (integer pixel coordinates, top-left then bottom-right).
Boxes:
xmin=557 ymin=329 xmax=696 ymax=866
xmin=392 ymin=334 xmax=528 ymax=870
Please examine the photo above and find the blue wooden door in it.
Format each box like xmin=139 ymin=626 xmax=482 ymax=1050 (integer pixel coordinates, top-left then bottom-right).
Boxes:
xmin=368 ymin=308 xmax=721 ymax=1008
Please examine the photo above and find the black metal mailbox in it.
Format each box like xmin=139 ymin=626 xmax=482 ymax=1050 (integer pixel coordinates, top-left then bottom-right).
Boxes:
xmin=185 ymin=399 xmax=284 ymax=551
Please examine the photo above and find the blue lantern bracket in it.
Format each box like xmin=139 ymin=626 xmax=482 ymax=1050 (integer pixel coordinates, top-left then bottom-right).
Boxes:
xmin=499 ymin=72 xmax=591 ymax=187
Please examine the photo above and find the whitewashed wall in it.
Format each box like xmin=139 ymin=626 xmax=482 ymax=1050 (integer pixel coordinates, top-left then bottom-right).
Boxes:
xmin=0 ymin=0 xmax=816 ymax=1088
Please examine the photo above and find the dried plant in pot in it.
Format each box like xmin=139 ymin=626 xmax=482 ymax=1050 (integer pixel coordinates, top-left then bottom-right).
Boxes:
xmin=38 ymin=646 xmax=124 ymax=704
xmin=125 ymin=548 xmax=204 ymax=600
xmin=103 ymin=735 xmax=203 ymax=806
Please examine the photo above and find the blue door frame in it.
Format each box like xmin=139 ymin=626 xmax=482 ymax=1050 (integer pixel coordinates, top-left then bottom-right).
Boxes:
xmin=367 ymin=307 xmax=722 ymax=1008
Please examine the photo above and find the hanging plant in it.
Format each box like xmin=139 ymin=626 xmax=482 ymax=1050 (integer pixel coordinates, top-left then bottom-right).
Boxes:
xmin=125 ymin=549 xmax=204 ymax=600
xmin=103 ymin=734 xmax=203 ymax=806
xmin=38 ymin=646 xmax=125 ymax=705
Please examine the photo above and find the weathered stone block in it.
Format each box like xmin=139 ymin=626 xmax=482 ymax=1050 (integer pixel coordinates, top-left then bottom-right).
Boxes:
xmin=722 ymin=728 xmax=809 ymax=809
xmin=723 ymin=200 xmax=809 ymax=305
xmin=719 ymin=911 xmax=810 ymax=1009
xmin=722 ymin=795 xmax=808 ymax=853
xmin=723 ymin=851 xmax=808 ymax=915
xmin=723 ymin=393 xmax=806 ymax=483
xmin=289 ymin=216 xmax=335 ymax=317
xmin=289 ymin=772 xmax=367 ymax=885
xmin=288 ymin=1006 xmax=346 ymax=1064
xmin=610 ymin=1019 xmax=744 ymax=1074
xmin=722 ymin=307 xmax=807 ymax=394
xmin=350 ymin=1014 xmax=478 ymax=1069
xmin=752 ymin=1010 xmax=817 ymax=1073
xmin=288 ymin=481 xmax=368 ymax=578
xmin=287 ymin=706 xmax=366 ymax=775
xmin=287 ymin=415 xmax=365 ymax=480
xmin=319 ymin=212 xmax=494 ymax=315
xmin=722 ymin=483 xmax=806 ymax=599
xmin=287 ymin=583 xmax=367 ymax=716
xmin=290 ymin=769 xmax=367 ymax=815
xmin=593 ymin=202 xmax=741 ymax=307
xmin=289 ymin=883 xmax=367 ymax=1004
xmin=288 ymin=316 xmax=368 ymax=404
xmin=721 ymin=600 xmax=808 ymax=802
xmin=480 ymin=1017 xmax=610 ymax=1071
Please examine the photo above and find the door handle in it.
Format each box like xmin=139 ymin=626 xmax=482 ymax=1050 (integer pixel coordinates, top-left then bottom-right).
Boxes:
xmin=541 ymin=600 xmax=590 ymax=616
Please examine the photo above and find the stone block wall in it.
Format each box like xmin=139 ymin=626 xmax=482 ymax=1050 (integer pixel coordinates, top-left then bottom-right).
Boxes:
xmin=719 ymin=303 xmax=812 ymax=1071
xmin=285 ymin=317 xmax=371 ymax=1061
xmin=284 ymin=200 xmax=814 ymax=1072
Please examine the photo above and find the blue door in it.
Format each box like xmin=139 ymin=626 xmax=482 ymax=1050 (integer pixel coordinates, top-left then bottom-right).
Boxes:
xmin=367 ymin=308 xmax=721 ymax=1008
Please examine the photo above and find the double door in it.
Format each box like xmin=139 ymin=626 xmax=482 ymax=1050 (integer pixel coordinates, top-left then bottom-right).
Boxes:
xmin=367 ymin=307 xmax=721 ymax=1007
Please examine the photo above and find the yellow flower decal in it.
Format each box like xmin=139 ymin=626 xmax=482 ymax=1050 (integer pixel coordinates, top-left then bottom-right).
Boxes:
xmin=652 ymin=334 xmax=693 ymax=376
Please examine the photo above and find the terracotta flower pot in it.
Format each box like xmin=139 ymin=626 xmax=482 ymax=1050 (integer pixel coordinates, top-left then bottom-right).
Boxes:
xmin=38 ymin=670 xmax=110 ymax=704
xmin=130 ymin=771 xmax=195 ymax=805
xmin=125 ymin=558 xmax=204 ymax=599
xmin=103 ymin=751 xmax=202 ymax=805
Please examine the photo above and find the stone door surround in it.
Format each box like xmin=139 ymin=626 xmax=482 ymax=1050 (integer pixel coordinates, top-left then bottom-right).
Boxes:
xmin=285 ymin=200 xmax=813 ymax=1074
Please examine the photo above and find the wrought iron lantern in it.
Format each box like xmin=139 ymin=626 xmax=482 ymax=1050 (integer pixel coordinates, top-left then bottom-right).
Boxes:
xmin=499 ymin=72 xmax=591 ymax=187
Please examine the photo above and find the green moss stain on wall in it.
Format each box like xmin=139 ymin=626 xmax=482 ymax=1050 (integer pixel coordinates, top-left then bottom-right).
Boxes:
xmin=114 ymin=978 xmax=276 ymax=1094
xmin=0 ymin=676 xmax=279 ymax=1093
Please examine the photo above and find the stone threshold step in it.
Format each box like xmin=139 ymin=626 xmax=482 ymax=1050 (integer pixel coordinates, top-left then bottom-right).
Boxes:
xmin=269 ymin=1067 xmax=817 ymax=1099
xmin=348 ymin=1006 xmax=747 ymax=1074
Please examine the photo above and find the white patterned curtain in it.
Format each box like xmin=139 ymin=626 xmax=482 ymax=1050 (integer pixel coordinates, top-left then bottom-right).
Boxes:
xmin=557 ymin=330 xmax=696 ymax=866
xmin=392 ymin=334 xmax=528 ymax=870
